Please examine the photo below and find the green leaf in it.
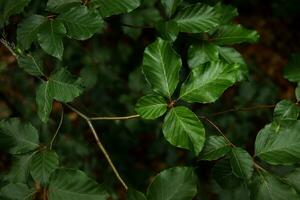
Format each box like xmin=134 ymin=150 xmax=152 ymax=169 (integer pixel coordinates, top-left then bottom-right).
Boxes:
xmin=212 ymin=159 xmax=242 ymax=189
xmin=147 ymin=167 xmax=197 ymax=200
xmin=142 ymin=38 xmax=181 ymax=98
xmin=155 ymin=20 xmax=179 ymax=41
xmin=200 ymin=136 xmax=231 ymax=161
xmin=273 ymin=100 xmax=299 ymax=121
xmin=46 ymin=0 xmax=81 ymax=13
xmin=57 ymin=6 xmax=103 ymax=40
xmin=173 ymin=3 xmax=220 ymax=33
xmin=215 ymin=3 xmax=238 ymax=24
xmin=29 ymin=150 xmax=59 ymax=185
xmin=211 ymin=25 xmax=259 ymax=45
xmin=48 ymin=169 xmax=109 ymax=200
xmin=284 ymin=168 xmax=300 ymax=194
xmin=17 ymin=15 xmax=47 ymax=50
xmin=179 ymin=61 xmax=240 ymax=103
xmin=250 ymin=171 xmax=298 ymax=200
xmin=37 ymin=20 xmax=66 ymax=60
xmin=284 ymin=53 xmax=300 ymax=82
xmin=127 ymin=188 xmax=146 ymax=200
xmin=17 ymin=53 xmax=45 ymax=77
xmin=188 ymin=42 xmax=219 ymax=67
xmin=36 ymin=81 xmax=53 ymax=123
xmin=92 ymin=0 xmax=141 ymax=17
xmin=135 ymin=94 xmax=167 ymax=119
xmin=0 ymin=183 xmax=35 ymax=200
xmin=161 ymin=0 xmax=182 ymax=18
xmin=162 ymin=106 xmax=205 ymax=155
xmin=255 ymin=121 xmax=300 ymax=165
xmin=296 ymin=83 xmax=300 ymax=102
xmin=229 ymin=147 xmax=253 ymax=179
xmin=0 ymin=118 xmax=39 ymax=154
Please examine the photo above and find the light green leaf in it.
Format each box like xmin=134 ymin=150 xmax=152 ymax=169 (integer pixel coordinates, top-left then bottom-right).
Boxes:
xmin=142 ymin=38 xmax=181 ymax=98
xmin=92 ymin=0 xmax=141 ymax=17
xmin=0 ymin=118 xmax=39 ymax=154
xmin=127 ymin=188 xmax=146 ymax=200
xmin=17 ymin=53 xmax=45 ymax=77
xmin=200 ymin=136 xmax=231 ymax=161
xmin=155 ymin=20 xmax=179 ymax=41
xmin=284 ymin=53 xmax=300 ymax=82
xmin=29 ymin=150 xmax=59 ymax=185
xmin=48 ymin=169 xmax=109 ymax=200
xmin=229 ymin=147 xmax=253 ymax=179
xmin=57 ymin=6 xmax=103 ymax=40
xmin=0 ymin=183 xmax=35 ymax=200
xmin=36 ymin=81 xmax=53 ymax=123
xmin=255 ymin=121 xmax=300 ymax=165
xmin=37 ymin=20 xmax=66 ymax=60
xmin=162 ymin=106 xmax=205 ymax=155
xmin=17 ymin=15 xmax=46 ymax=50
xmin=250 ymin=171 xmax=298 ymax=200
xmin=211 ymin=25 xmax=259 ymax=45
xmin=173 ymin=3 xmax=220 ymax=33
xmin=46 ymin=0 xmax=81 ymax=13
xmin=296 ymin=83 xmax=300 ymax=102
xmin=215 ymin=3 xmax=238 ymax=24
xmin=161 ymin=0 xmax=182 ymax=18
xmin=188 ymin=42 xmax=219 ymax=67
xmin=135 ymin=94 xmax=167 ymax=119
xmin=273 ymin=100 xmax=299 ymax=121
xmin=179 ymin=61 xmax=240 ymax=103
xmin=284 ymin=168 xmax=300 ymax=194
xmin=147 ymin=167 xmax=197 ymax=200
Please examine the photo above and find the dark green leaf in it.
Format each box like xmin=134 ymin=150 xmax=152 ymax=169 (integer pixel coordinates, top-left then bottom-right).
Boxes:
xmin=135 ymin=94 xmax=167 ymax=119
xmin=147 ymin=167 xmax=197 ymax=200
xmin=155 ymin=20 xmax=179 ymax=41
xmin=0 ymin=183 xmax=35 ymax=200
xmin=48 ymin=169 xmax=109 ymax=200
xmin=284 ymin=53 xmax=300 ymax=82
xmin=296 ymin=83 xmax=300 ymax=102
xmin=162 ymin=106 xmax=205 ymax=155
xmin=215 ymin=3 xmax=238 ymax=24
xmin=46 ymin=0 xmax=81 ymax=13
xmin=284 ymin=168 xmax=300 ymax=194
xmin=229 ymin=147 xmax=254 ymax=179
xmin=188 ymin=42 xmax=219 ymax=67
xmin=273 ymin=100 xmax=299 ymax=121
xmin=127 ymin=188 xmax=146 ymax=200
xmin=200 ymin=136 xmax=231 ymax=161
xmin=93 ymin=0 xmax=141 ymax=17
xmin=17 ymin=53 xmax=45 ymax=77
xmin=36 ymin=81 xmax=53 ymax=123
xmin=161 ymin=0 xmax=182 ymax=18
xmin=142 ymin=38 xmax=181 ymax=98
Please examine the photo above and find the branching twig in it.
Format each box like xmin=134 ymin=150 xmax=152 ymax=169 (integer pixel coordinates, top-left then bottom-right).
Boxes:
xmin=50 ymin=108 xmax=64 ymax=150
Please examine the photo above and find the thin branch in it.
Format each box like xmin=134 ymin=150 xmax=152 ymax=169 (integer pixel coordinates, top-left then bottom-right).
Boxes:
xmin=90 ymin=114 xmax=140 ymax=121
xmin=120 ymin=23 xmax=153 ymax=29
xmin=50 ymin=108 xmax=64 ymax=150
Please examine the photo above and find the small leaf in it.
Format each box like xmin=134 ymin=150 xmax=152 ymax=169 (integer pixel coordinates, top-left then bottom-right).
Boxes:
xmin=200 ymin=136 xmax=231 ymax=161
xmin=284 ymin=53 xmax=300 ymax=82
xmin=173 ymin=3 xmax=220 ymax=33
xmin=188 ymin=42 xmax=219 ymax=67
xmin=162 ymin=106 xmax=205 ymax=155
xmin=273 ymin=100 xmax=299 ymax=121
xmin=155 ymin=20 xmax=179 ymax=41
xmin=147 ymin=167 xmax=198 ymax=200
xmin=37 ymin=20 xmax=66 ymax=59
xmin=48 ymin=169 xmax=109 ymax=200
xmin=0 ymin=118 xmax=39 ymax=154
xmin=142 ymin=38 xmax=181 ymax=98
xmin=17 ymin=53 xmax=45 ymax=77
xmin=29 ymin=150 xmax=59 ymax=185
xmin=284 ymin=168 xmax=300 ymax=194
xmin=57 ymin=6 xmax=103 ymax=40
xmin=179 ymin=61 xmax=240 ymax=103
xmin=161 ymin=0 xmax=182 ymax=18
xmin=135 ymin=94 xmax=167 ymax=119
xmin=36 ymin=81 xmax=53 ymax=123
xmin=17 ymin=15 xmax=47 ymax=50
xmin=211 ymin=25 xmax=259 ymax=45
xmin=46 ymin=0 xmax=81 ymax=13
xmin=127 ymin=188 xmax=146 ymax=200
xmin=229 ymin=147 xmax=254 ymax=179
xmin=214 ymin=3 xmax=238 ymax=24
xmin=0 ymin=183 xmax=35 ymax=200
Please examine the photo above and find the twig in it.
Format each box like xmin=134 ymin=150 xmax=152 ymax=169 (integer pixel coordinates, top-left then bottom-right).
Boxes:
xmin=50 ymin=108 xmax=64 ymax=150
xmin=90 ymin=114 xmax=140 ymax=121
xmin=120 ymin=23 xmax=153 ymax=29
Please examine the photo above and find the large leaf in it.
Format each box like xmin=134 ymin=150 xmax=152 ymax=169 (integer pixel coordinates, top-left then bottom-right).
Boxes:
xmin=57 ymin=6 xmax=103 ymax=40
xmin=179 ymin=61 xmax=240 ymax=103
xmin=284 ymin=168 xmax=300 ymax=194
xmin=93 ymin=0 xmax=141 ymax=17
xmin=0 ymin=183 xmax=35 ymax=200
xmin=17 ymin=15 xmax=46 ymax=50
xmin=48 ymin=169 xmax=109 ymax=200
xmin=162 ymin=106 xmax=205 ymax=155
xmin=255 ymin=121 xmax=300 ymax=165
xmin=229 ymin=147 xmax=254 ymax=179
xmin=161 ymin=0 xmax=182 ymax=18
xmin=284 ymin=53 xmax=300 ymax=82
xmin=173 ymin=3 xmax=220 ymax=33
xmin=250 ymin=171 xmax=298 ymax=200
xmin=142 ymin=39 xmax=181 ymax=98
xmin=37 ymin=20 xmax=66 ymax=60
xmin=29 ymin=150 xmax=59 ymax=185
xmin=188 ymin=42 xmax=219 ymax=67
xmin=127 ymin=188 xmax=147 ymax=200
xmin=135 ymin=94 xmax=167 ymax=119
xmin=211 ymin=25 xmax=259 ymax=45
xmin=147 ymin=167 xmax=197 ymax=200
xmin=0 ymin=118 xmax=39 ymax=154
xmin=46 ymin=0 xmax=81 ymax=13
xmin=200 ymin=135 xmax=231 ymax=161
xmin=273 ymin=100 xmax=299 ymax=121
xmin=17 ymin=53 xmax=45 ymax=77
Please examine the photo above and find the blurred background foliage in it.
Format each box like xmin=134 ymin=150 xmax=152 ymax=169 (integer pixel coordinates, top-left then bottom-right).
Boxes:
xmin=0 ymin=0 xmax=300 ymax=199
